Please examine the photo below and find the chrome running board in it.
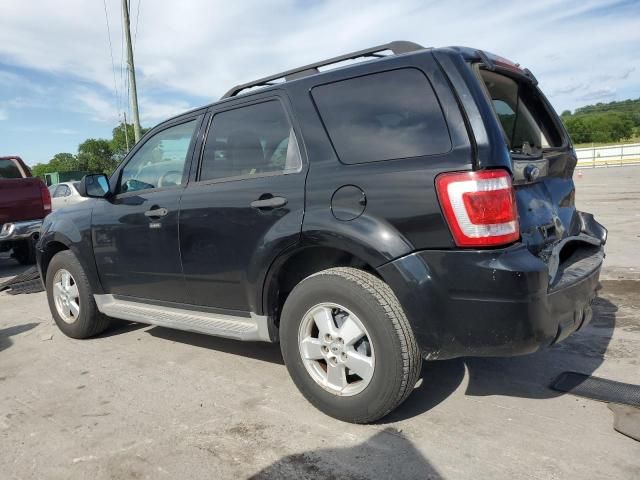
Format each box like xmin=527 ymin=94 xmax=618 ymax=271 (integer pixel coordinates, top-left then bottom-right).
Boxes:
xmin=94 ymin=294 xmax=272 ymax=342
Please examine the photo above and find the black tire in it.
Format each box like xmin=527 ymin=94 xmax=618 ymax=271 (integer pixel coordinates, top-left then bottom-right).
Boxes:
xmin=13 ymin=238 xmax=36 ymax=265
xmin=46 ymin=250 xmax=110 ymax=339
xmin=280 ymin=267 xmax=421 ymax=423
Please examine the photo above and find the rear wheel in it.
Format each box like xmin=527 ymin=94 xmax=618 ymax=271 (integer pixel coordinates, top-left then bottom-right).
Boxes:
xmin=46 ymin=250 xmax=110 ymax=338
xmin=280 ymin=267 xmax=421 ymax=423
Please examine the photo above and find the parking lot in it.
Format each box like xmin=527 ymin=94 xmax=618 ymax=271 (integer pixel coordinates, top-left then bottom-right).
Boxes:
xmin=1 ymin=167 xmax=639 ymax=479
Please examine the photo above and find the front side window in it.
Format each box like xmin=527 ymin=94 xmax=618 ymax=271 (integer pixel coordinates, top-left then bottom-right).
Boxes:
xmin=199 ymin=100 xmax=302 ymax=182
xmin=0 ymin=159 xmax=23 ymax=179
xmin=311 ymin=68 xmax=451 ymax=164
xmin=118 ymin=120 xmax=197 ymax=193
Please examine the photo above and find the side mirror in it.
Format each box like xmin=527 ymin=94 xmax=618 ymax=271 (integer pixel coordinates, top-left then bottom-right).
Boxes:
xmin=78 ymin=174 xmax=110 ymax=198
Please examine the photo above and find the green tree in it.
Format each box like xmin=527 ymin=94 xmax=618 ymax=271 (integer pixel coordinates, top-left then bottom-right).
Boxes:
xmin=607 ymin=113 xmax=634 ymax=141
xmin=77 ymin=139 xmax=116 ymax=174
xmin=562 ymin=112 xmax=634 ymax=144
xmin=563 ymin=116 xmax=590 ymax=143
xmin=31 ymin=153 xmax=78 ymax=178
xmin=31 ymin=163 xmax=53 ymax=178
xmin=110 ymin=123 xmax=149 ymax=162
xmin=29 ymin=122 xmax=152 ymax=178
xmin=50 ymin=152 xmax=78 ymax=171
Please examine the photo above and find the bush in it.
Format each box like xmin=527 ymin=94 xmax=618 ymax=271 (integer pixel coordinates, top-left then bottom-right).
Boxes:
xmin=562 ymin=112 xmax=634 ymax=144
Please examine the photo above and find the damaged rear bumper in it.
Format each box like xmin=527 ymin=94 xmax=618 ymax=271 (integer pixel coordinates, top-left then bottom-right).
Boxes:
xmin=378 ymin=220 xmax=606 ymax=360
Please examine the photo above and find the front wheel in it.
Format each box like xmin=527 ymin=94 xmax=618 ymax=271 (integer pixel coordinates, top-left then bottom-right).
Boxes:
xmin=280 ymin=267 xmax=421 ymax=423
xmin=46 ymin=250 xmax=110 ymax=338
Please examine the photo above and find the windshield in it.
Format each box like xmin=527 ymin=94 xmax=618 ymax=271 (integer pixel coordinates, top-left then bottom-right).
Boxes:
xmin=478 ymin=68 xmax=563 ymax=155
xmin=0 ymin=159 xmax=23 ymax=179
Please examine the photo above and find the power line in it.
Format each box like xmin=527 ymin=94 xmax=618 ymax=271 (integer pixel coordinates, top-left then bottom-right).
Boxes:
xmin=102 ymin=0 xmax=120 ymax=122
xmin=126 ymin=62 xmax=131 ymax=123
xmin=134 ymin=0 xmax=142 ymax=51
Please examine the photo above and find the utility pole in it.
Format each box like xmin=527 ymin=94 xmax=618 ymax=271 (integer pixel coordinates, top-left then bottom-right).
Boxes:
xmin=122 ymin=0 xmax=142 ymax=143
xmin=123 ymin=112 xmax=130 ymax=152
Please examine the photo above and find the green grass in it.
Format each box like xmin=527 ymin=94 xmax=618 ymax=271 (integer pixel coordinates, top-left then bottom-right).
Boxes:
xmin=574 ymin=136 xmax=640 ymax=149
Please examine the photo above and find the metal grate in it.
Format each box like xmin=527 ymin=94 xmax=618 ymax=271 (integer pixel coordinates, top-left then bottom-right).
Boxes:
xmin=0 ymin=267 xmax=44 ymax=294
xmin=551 ymin=372 xmax=640 ymax=407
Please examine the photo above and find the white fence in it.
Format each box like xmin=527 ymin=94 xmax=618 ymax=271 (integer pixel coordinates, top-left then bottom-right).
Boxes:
xmin=575 ymin=143 xmax=640 ymax=168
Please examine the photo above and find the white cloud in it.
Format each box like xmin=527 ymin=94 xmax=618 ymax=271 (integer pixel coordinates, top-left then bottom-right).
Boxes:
xmin=578 ymin=86 xmax=617 ymax=101
xmin=74 ymin=88 xmax=119 ymax=123
xmin=52 ymin=128 xmax=78 ymax=135
xmin=0 ymin=0 xmax=638 ymax=116
xmin=72 ymin=87 xmax=194 ymax=125
xmin=0 ymin=108 xmax=7 ymax=121
xmin=138 ymin=97 xmax=194 ymax=124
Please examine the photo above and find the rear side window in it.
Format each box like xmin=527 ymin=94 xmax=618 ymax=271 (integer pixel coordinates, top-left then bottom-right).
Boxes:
xmin=0 ymin=159 xmax=23 ymax=179
xmin=311 ymin=68 xmax=451 ymax=164
xmin=478 ymin=69 xmax=563 ymax=153
xmin=53 ymin=185 xmax=71 ymax=197
xmin=199 ymin=100 xmax=302 ymax=182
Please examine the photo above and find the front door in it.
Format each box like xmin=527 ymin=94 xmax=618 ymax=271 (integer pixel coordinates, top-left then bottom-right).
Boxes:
xmin=92 ymin=117 xmax=200 ymax=302
xmin=179 ymin=98 xmax=306 ymax=313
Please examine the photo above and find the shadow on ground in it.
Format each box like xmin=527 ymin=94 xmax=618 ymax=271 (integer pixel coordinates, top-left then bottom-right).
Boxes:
xmin=0 ymin=253 xmax=31 ymax=282
xmin=94 ymin=282 xmax=626 ymax=423
xmin=96 ymin=320 xmax=148 ymax=338
xmin=250 ymin=428 xmax=441 ymax=479
xmin=0 ymin=322 xmax=39 ymax=352
xmin=386 ymin=293 xmax=619 ymax=422
xmin=147 ymin=326 xmax=285 ymax=365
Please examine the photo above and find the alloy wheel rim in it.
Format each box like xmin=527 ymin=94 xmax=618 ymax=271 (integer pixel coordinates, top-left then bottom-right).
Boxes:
xmin=298 ymin=303 xmax=375 ymax=396
xmin=52 ymin=269 xmax=80 ymax=324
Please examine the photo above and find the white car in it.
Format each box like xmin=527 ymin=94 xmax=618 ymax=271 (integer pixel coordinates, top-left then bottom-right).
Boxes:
xmin=48 ymin=182 xmax=87 ymax=210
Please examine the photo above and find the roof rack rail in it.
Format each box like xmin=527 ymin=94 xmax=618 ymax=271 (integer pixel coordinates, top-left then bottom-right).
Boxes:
xmin=221 ymin=40 xmax=424 ymax=99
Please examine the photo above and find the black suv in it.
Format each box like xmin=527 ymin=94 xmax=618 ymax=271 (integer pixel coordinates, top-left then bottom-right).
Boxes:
xmin=37 ymin=41 xmax=606 ymax=423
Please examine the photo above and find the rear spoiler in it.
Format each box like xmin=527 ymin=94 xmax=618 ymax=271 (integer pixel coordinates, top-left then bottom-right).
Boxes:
xmin=475 ymin=49 xmax=538 ymax=85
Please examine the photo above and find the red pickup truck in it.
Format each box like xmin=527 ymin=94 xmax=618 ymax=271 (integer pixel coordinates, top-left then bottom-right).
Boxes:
xmin=0 ymin=156 xmax=52 ymax=264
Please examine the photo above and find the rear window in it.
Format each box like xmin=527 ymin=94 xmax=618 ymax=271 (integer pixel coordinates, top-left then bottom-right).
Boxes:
xmin=311 ymin=68 xmax=451 ymax=164
xmin=478 ymin=69 xmax=563 ymax=154
xmin=0 ymin=159 xmax=23 ymax=179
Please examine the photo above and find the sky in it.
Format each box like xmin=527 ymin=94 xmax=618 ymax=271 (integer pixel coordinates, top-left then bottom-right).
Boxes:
xmin=1 ymin=0 xmax=639 ymax=165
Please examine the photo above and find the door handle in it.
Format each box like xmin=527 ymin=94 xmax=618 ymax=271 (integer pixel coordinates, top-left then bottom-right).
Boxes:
xmin=250 ymin=196 xmax=287 ymax=209
xmin=144 ymin=207 xmax=169 ymax=218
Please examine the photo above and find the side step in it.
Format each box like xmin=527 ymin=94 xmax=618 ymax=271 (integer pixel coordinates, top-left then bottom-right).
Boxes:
xmin=94 ymin=294 xmax=272 ymax=342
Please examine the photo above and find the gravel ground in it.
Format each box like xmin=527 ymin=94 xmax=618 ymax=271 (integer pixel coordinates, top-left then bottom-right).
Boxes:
xmin=1 ymin=166 xmax=639 ymax=479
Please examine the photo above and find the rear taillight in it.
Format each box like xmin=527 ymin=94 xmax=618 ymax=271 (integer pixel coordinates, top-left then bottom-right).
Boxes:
xmin=435 ymin=169 xmax=519 ymax=247
xmin=39 ymin=182 xmax=52 ymax=215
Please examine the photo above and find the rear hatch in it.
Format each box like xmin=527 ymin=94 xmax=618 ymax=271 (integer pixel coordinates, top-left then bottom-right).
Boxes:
xmin=473 ymin=58 xmax=606 ymax=283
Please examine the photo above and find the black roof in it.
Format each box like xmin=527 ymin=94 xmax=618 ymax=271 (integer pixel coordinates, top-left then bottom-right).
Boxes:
xmin=158 ymin=41 xmax=432 ymax=128
xmin=221 ymin=40 xmax=425 ymax=99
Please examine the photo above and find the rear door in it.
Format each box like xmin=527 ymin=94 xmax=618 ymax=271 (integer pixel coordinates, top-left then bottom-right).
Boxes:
xmin=179 ymin=95 xmax=306 ymax=313
xmin=92 ymin=117 xmax=201 ymax=302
